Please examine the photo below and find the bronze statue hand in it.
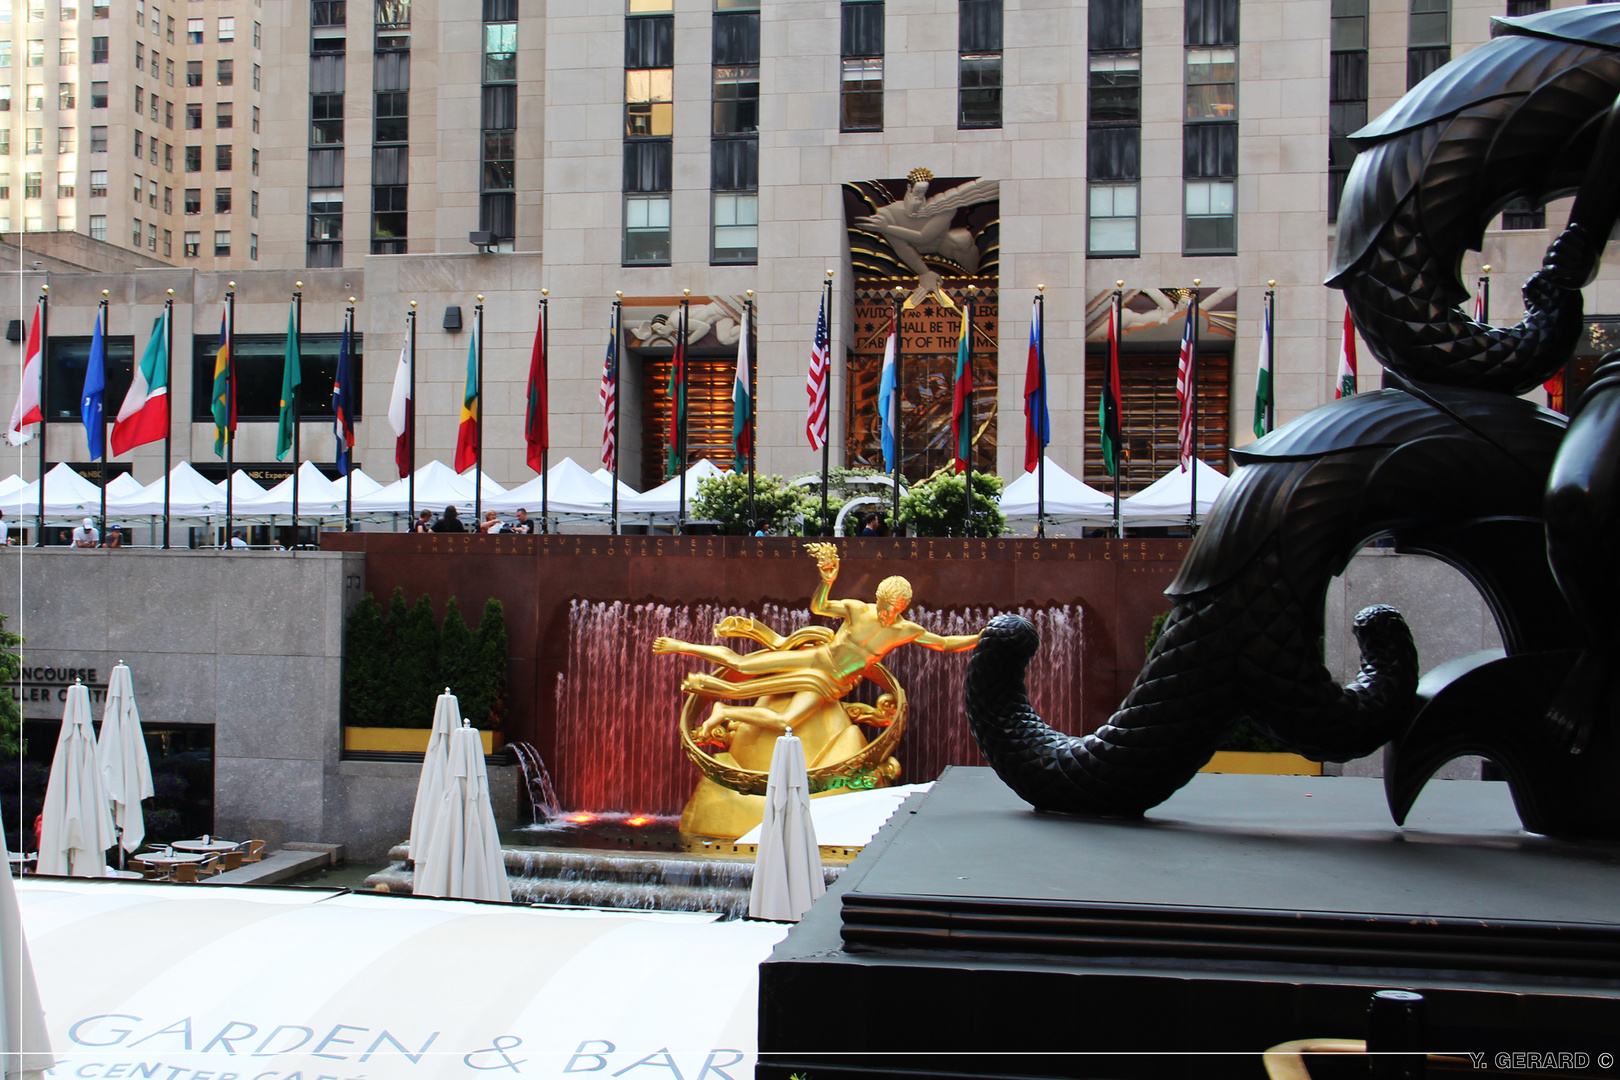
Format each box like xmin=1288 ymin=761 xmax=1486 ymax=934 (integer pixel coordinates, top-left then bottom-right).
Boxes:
xmin=651 ymin=636 xmax=680 ymax=654
xmin=804 ymin=541 xmax=840 ymax=581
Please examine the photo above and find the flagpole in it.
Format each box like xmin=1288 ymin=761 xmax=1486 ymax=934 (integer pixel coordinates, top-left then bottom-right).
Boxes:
xmin=1479 ymin=264 xmax=1491 ymax=322
xmin=611 ymin=293 xmax=623 ymax=536
xmin=162 ymin=290 xmax=173 ymax=549
xmin=745 ymin=290 xmax=756 ymax=531
xmin=821 ymin=270 xmax=833 ymax=537
xmin=1035 ymin=285 xmax=1045 ymax=539
xmin=406 ymin=299 xmax=416 ymax=528
xmin=677 ymin=290 xmax=690 ymax=536
xmin=97 ymin=291 xmax=109 ymax=536
xmin=1264 ymin=281 xmax=1276 ymax=435
xmin=36 ymin=285 xmax=47 ymax=545
xmin=474 ymin=294 xmax=485 ymax=527
xmin=963 ymin=285 xmax=976 ymax=537
xmin=292 ymin=282 xmax=303 ymax=547
xmin=344 ymin=298 xmax=355 ymax=531
xmin=225 ymin=281 xmax=236 ymax=550
xmin=1112 ymin=283 xmax=1123 ymax=538
xmin=1188 ymin=279 xmax=1201 ymax=533
xmin=539 ymin=289 xmax=549 ymax=533
xmin=891 ymin=287 xmax=903 ymax=530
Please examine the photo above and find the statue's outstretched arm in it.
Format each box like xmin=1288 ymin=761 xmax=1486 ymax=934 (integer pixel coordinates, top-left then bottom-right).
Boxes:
xmin=914 ymin=628 xmax=981 ymax=652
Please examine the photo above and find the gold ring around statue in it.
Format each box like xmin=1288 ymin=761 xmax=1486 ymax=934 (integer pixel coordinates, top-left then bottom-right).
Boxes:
xmin=677 ymin=664 xmax=909 ymax=797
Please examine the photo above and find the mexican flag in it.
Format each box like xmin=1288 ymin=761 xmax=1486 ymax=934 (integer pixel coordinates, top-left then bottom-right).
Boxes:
xmin=111 ymin=310 xmax=170 ymax=456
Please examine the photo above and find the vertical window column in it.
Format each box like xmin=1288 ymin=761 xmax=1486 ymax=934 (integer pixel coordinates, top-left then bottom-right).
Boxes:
xmin=711 ymin=3 xmax=757 ymax=264
xmin=373 ymin=0 xmax=411 ymax=254
xmin=480 ymin=0 xmax=516 ymax=249
xmin=624 ymin=2 xmax=673 ymax=264
xmin=1407 ymin=0 xmax=1449 ymax=87
xmin=1328 ymin=0 xmax=1367 ymax=222
xmin=306 ymin=0 xmax=346 ymax=267
xmin=840 ymin=0 xmax=882 ymax=132
xmin=1183 ymin=0 xmax=1237 ymax=254
xmin=958 ymin=0 xmax=1001 ymax=128
xmin=1087 ymin=0 xmax=1141 ymax=256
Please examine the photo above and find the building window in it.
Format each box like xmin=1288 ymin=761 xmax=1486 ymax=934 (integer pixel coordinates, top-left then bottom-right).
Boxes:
xmin=484 ymin=20 xmax=516 ymax=82
xmin=0 ymin=173 xmax=9 ymax=198
xmin=91 ymin=81 xmax=107 ymax=108
xmin=213 ymin=229 xmax=229 ymax=255
xmin=135 ymin=41 xmax=144 ymax=70
xmin=148 ymin=179 xmax=158 ymax=207
xmin=251 ymin=148 xmax=259 ymax=176
xmin=308 ymin=188 xmax=342 ymax=265
xmin=1185 ymin=47 xmax=1236 ymax=120
xmin=59 ymin=38 xmax=75 ymax=64
xmin=216 ymin=102 xmax=232 ymax=128
xmin=1408 ymin=0 xmax=1448 ymax=87
xmin=1502 ymin=197 xmax=1545 ymax=230
xmin=1090 ymin=52 xmax=1141 ymax=125
xmin=312 ymin=0 xmax=346 ymax=28
xmin=24 ymin=128 xmax=41 ymax=154
xmin=186 ymin=17 xmax=202 ymax=43
xmin=0 ymin=42 xmax=10 ymax=68
xmin=90 ymin=169 xmax=107 ymax=196
xmin=24 ymin=171 xmax=41 ymax=198
xmin=252 ymin=105 xmax=260 ymax=133
xmin=250 ymin=190 xmax=258 ymax=216
xmin=249 ymin=233 xmax=257 ymax=259
xmin=184 ymin=187 xmax=200 ymax=213
xmin=480 ymin=131 xmax=514 ymax=191
xmin=1185 ymin=179 xmax=1236 ymax=252
xmin=217 ymin=59 xmax=233 ymax=86
xmin=163 ymin=186 xmax=171 ymax=212
xmin=186 ymin=59 xmax=201 ymax=86
xmin=624 ymin=194 xmax=671 ymax=264
xmin=711 ymin=192 xmax=757 ymax=264
xmin=625 ymin=68 xmax=672 ymax=137
xmin=57 ymin=171 xmax=73 ymax=198
xmin=0 ymin=85 xmax=11 ymax=112
xmin=252 ymin=63 xmax=260 ymax=90
xmin=91 ymin=36 xmax=107 ymax=63
xmin=1506 ymin=0 xmax=1547 ymax=13
xmin=312 ymin=92 xmax=343 ymax=144
xmin=840 ymin=1 xmax=883 ymax=131
xmin=90 ymin=125 xmax=106 ymax=151
xmin=185 ymin=145 xmax=201 ymax=171
xmin=24 ymin=40 xmax=40 ymax=67
xmin=165 ymin=101 xmax=174 ymax=129
xmin=958 ymin=0 xmax=1002 ymax=128
xmin=371 ymin=183 xmax=406 ymax=254
xmin=165 ymin=58 xmax=173 ymax=85
xmin=90 ymin=214 xmax=106 ymax=240
xmin=215 ymin=144 xmax=232 ymax=170
xmin=150 ymin=94 xmax=160 ymax=123
xmin=253 ymin=20 xmax=260 ymax=47
xmin=162 ymin=229 xmax=170 ymax=255
xmin=164 ymin=143 xmax=173 ymax=170
xmin=183 ymin=230 xmax=199 ymax=256
xmin=218 ymin=16 xmax=234 ymax=41
xmin=133 ymin=174 xmax=142 ymax=201
xmin=25 ymin=83 xmax=41 ymax=110
xmin=215 ymin=186 xmax=231 ymax=213
xmin=1089 ymin=183 xmax=1138 ymax=255
xmin=1329 ymin=0 xmax=1368 ymax=222
xmin=132 ymin=218 xmax=142 ymax=246
xmin=1089 ymin=0 xmax=1142 ymax=256
xmin=375 ymin=90 xmax=407 ymax=142
xmin=1183 ymin=0 xmax=1237 ymax=255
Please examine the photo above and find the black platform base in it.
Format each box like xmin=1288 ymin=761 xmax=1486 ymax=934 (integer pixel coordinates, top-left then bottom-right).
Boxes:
xmin=757 ymin=768 xmax=1620 ymax=1080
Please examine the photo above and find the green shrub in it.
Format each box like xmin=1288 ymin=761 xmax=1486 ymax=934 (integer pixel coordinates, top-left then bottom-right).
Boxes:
xmin=899 ymin=469 xmax=1006 ymax=537
xmin=692 ymin=472 xmax=810 ymax=535
xmin=343 ymin=591 xmax=508 ymax=732
xmin=394 ymin=594 xmax=442 ymax=728
xmin=795 ymin=466 xmax=898 ymax=536
xmin=0 ymin=613 xmax=21 ymax=758
xmin=438 ymin=597 xmax=479 ymax=723
xmin=341 ymin=593 xmax=390 ymax=727
xmin=474 ymin=598 xmax=509 ymax=730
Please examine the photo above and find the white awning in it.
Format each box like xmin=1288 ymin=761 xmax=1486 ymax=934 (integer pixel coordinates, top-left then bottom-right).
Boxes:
xmin=20 ymin=879 xmax=786 ymax=1080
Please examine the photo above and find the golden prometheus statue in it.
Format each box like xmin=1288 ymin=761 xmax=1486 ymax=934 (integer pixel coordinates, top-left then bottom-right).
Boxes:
xmin=653 ymin=542 xmax=981 ymax=838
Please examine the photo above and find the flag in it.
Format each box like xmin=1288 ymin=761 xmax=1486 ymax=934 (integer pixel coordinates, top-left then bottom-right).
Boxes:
xmin=1253 ymin=296 xmax=1274 ymax=438
xmin=732 ymin=303 xmax=753 ymax=470
xmin=1473 ymin=286 xmax=1485 ymax=323
xmin=1176 ymin=306 xmax=1196 ymax=471
xmin=387 ymin=316 xmax=413 ymax=478
xmin=7 ymin=301 xmax=43 ymax=445
xmin=111 ymin=310 xmax=169 ymax=456
xmin=951 ymin=305 xmax=973 ymax=473
xmin=276 ymin=300 xmax=302 ymax=461
xmin=454 ymin=314 xmax=479 ymax=473
xmin=210 ymin=302 xmax=234 ymax=456
xmin=1099 ymin=295 xmax=1124 ymax=477
xmin=332 ymin=315 xmax=356 ymax=475
xmin=81 ymin=308 xmax=106 ymax=460
xmin=666 ymin=312 xmax=687 ymax=476
xmin=1337 ymin=308 xmax=1358 ymax=399
xmin=1023 ymin=299 xmax=1049 ymax=473
xmin=525 ymin=305 xmax=549 ymax=475
xmin=806 ymin=294 xmax=829 ymax=450
xmin=877 ymin=315 xmax=899 ymax=473
xmin=600 ymin=310 xmax=618 ymax=470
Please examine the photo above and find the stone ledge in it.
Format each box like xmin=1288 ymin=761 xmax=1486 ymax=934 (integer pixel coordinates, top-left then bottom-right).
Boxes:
xmin=203 ymin=849 xmax=330 ymax=886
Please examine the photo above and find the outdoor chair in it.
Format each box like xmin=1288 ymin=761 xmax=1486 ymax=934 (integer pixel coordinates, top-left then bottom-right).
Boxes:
xmin=219 ymin=850 xmax=245 ymax=872
xmin=245 ymin=839 xmax=266 ymax=862
xmin=171 ymin=863 xmax=199 ymax=883
xmin=195 ymin=855 xmax=222 ymax=878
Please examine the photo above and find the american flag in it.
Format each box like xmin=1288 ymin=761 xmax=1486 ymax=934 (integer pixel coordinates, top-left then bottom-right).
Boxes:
xmin=806 ymin=293 xmax=829 ymax=450
xmin=600 ymin=307 xmax=618 ymax=469
xmin=1176 ymin=304 xmax=1196 ymax=471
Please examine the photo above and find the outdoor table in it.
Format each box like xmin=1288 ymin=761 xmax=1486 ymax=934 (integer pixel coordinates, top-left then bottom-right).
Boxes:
xmin=7 ymin=853 xmax=36 ymax=874
xmin=170 ymin=839 xmax=239 ymax=854
xmin=139 ymin=852 xmax=207 ymax=866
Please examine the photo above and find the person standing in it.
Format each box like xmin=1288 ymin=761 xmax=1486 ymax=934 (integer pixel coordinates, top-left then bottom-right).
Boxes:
xmin=510 ymin=508 xmax=534 ymax=535
xmin=479 ymin=510 xmax=504 ymax=533
xmin=71 ymin=517 xmax=99 ymax=548
xmin=432 ymin=506 xmax=465 ymax=533
xmin=411 ymin=509 xmax=434 ymax=533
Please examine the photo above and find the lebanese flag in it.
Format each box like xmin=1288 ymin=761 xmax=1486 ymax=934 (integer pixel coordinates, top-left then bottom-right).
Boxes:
xmin=1337 ymin=308 xmax=1358 ymax=399
xmin=111 ymin=309 xmax=171 ymax=456
xmin=387 ymin=316 xmax=413 ymax=478
xmin=7 ymin=302 xmax=43 ymax=446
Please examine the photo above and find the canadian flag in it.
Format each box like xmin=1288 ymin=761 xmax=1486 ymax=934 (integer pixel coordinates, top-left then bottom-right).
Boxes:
xmin=7 ymin=302 xmax=43 ymax=446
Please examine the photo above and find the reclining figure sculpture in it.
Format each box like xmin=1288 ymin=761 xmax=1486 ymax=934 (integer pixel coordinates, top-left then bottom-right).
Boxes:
xmin=965 ymin=7 xmax=1620 ymax=839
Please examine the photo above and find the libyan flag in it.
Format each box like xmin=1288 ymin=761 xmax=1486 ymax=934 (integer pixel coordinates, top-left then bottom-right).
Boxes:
xmin=110 ymin=310 xmax=170 ymax=456
xmin=454 ymin=317 xmax=480 ymax=472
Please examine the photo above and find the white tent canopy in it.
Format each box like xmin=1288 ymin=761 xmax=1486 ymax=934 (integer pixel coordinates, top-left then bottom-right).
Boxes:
xmin=592 ymin=467 xmax=641 ymax=498
xmin=620 ymin=458 xmax=729 ymax=516
xmin=486 ymin=456 xmax=617 ymax=515
xmin=1121 ymin=458 xmax=1231 ymax=527
xmin=18 ymin=878 xmax=785 ymax=1080
xmin=104 ymin=473 xmax=145 ymax=501
xmin=355 ymin=459 xmax=507 ymax=516
xmin=5 ymin=463 xmax=106 ymax=519
xmin=999 ymin=457 xmax=1117 ymax=524
xmin=111 ymin=461 xmax=231 ymax=519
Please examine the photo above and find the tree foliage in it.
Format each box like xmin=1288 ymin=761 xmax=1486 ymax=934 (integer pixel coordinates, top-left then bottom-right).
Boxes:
xmin=343 ymin=592 xmax=508 ymax=731
xmin=438 ymin=597 xmax=479 ymax=720
xmin=341 ymin=593 xmax=391 ymax=727
xmin=394 ymin=594 xmax=443 ymax=728
xmin=0 ymin=612 xmax=23 ymax=758
xmin=899 ymin=469 xmax=1006 ymax=537
xmin=474 ymin=599 xmax=509 ymax=729
xmin=691 ymin=473 xmax=810 ymax=535
xmin=795 ymin=466 xmax=900 ymax=536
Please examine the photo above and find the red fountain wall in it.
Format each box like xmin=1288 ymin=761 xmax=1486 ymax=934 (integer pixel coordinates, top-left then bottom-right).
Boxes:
xmin=323 ymin=534 xmax=1189 ymax=814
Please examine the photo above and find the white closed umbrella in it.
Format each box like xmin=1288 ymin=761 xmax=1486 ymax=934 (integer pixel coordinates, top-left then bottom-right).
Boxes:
xmin=414 ymin=719 xmax=511 ymax=902
xmin=407 ymin=689 xmax=461 ymax=868
xmin=96 ymin=662 xmax=154 ymax=858
xmin=37 ymin=682 xmax=117 ymax=877
xmin=747 ymin=729 xmax=825 ymax=922
xmin=1 ymin=828 xmax=52 ymax=1080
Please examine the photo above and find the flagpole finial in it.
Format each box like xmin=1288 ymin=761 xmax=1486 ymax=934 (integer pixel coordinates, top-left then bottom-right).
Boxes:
xmin=1192 ymin=278 xmax=1202 ymax=288
xmin=167 ymin=288 xmax=174 ymax=297
xmin=1482 ymin=264 xmax=1492 ymax=274
xmin=228 ymin=281 xmax=236 ymax=290
xmin=40 ymin=284 xmax=47 ymax=293
xmin=410 ymin=299 xmax=417 ymax=309
xmin=1116 ymin=280 xmax=1125 ymax=289
xmin=615 ymin=290 xmax=623 ymax=299
xmin=1036 ymin=283 xmax=1045 ymax=292
xmin=476 ymin=294 xmax=485 ymax=303
xmin=101 ymin=289 xmax=109 ymax=297
xmin=541 ymin=288 xmax=549 ymax=297
xmin=827 ymin=269 xmax=835 ymax=278
xmin=1268 ymin=279 xmax=1276 ymax=288
xmin=295 ymin=280 xmax=303 ymax=292
xmin=348 ymin=296 xmax=356 ymax=305
xmin=682 ymin=288 xmax=690 ymax=297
